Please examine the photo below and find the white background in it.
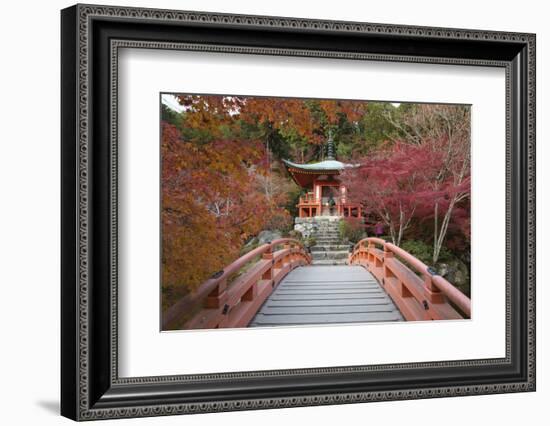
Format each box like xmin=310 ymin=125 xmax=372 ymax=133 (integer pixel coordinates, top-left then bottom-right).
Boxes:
xmin=119 ymin=49 xmax=505 ymax=377
xmin=0 ymin=0 xmax=547 ymax=425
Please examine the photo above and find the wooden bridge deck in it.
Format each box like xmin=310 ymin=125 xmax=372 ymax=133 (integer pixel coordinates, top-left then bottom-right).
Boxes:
xmin=249 ymin=265 xmax=403 ymax=327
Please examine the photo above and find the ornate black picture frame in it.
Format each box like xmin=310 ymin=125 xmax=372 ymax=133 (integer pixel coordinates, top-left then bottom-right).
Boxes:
xmin=61 ymin=3 xmax=536 ymax=421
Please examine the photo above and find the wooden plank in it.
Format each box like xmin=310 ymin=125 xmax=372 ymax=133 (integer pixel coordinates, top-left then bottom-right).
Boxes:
xmin=250 ymin=265 xmax=404 ymax=326
xmin=266 ymin=298 xmax=394 ymax=307
xmin=274 ymin=289 xmax=385 ymax=296
xmin=259 ymin=305 xmax=399 ymax=315
xmin=269 ymin=294 xmax=388 ymax=301
xmin=250 ymin=311 xmax=403 ymax=325
xmin=278 ymin=284 xmax=380 ymax=290
xmin=281 ymin=277 xmax=374 ymax=282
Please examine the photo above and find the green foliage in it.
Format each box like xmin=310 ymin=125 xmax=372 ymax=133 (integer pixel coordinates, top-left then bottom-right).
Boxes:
xmin=161 ymin=102 xmax=176 ymax=121
xmin=399 ymin=239 xmax=452 ymax=266
xmin=287 ymin=229 xmax=303 ymax=240
xmin=303 ymin=236 xmax=316 ymax=248
xmin=283 ymin=186 xmax=303 ymax=219
xmin=400 ymin=239 xmax=470 ymax=297
xmin=339 ymin=218 xmax=366 ymax=244
xmin=161 ymin=103 xmax=184 ymax=130
xmin=239 ymin=237 xmax=260 ymax=256
xmin=354 ymin=103 xmax=395 ymax=153
xmin=399 ymin=239 xmax=432 ymax=265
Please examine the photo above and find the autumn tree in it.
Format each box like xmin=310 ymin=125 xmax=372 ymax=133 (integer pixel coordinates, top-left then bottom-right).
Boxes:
xmin=162 ymin=95 xmax=371 ymax=307
xmin=342 ymin=142 xmax=428 ymax=246
xmin=161 ymin=121 xmax=273 ymax=308
xmin=385 ymin=104 xmax=471 ymax=263
xmin=343 ymin=104 xmax=470 ymax=263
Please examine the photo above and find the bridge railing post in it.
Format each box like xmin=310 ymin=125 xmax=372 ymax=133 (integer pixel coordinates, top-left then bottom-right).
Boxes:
xmin=205 ymin=278 xmax=228 ymax=309
xmin=262 ymin=248 xmax=274 ymax=283
xmin=367 ymin=241 xmax=375 ymax=265
xmin=273 ymin=242 xmax=283 ymax=269
xmin=290 ymin=242 xmax=298 ymax=265
xmin=283 ymin=243 xmax=291 ymax=266
xmin=382 ymin=244 xmax=398 ymax=288
xmin=383 ymin=244 xmax=394 ymax=261
xmin=422 ymin=273 xmax=445 ymax=304
xmin=241 ymin=280 xmax=258 ymax=301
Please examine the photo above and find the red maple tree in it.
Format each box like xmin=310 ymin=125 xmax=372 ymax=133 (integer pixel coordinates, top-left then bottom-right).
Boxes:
xmin=343 ymin=136 xmax=470 ymax=262
xmin=161 ymin=121 xmax=277 ymax=307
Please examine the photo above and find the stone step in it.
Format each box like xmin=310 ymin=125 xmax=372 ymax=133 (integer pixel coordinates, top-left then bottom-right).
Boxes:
xmin=310 ymin=245 xmax=350 ymax=252
xmin=311 ymin=251 xmax=350 ymax=260
xmin=311 ymin=259 xmax=349 ymax=265
xmin=315 ymin=244 xmax=343 ymax=248
xmin=315 ymin=239 xmax=342 ymax=244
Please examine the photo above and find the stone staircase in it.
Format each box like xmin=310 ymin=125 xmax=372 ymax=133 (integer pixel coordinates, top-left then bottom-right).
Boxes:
xmin=309 ymin=219 xmax=350 ymax=265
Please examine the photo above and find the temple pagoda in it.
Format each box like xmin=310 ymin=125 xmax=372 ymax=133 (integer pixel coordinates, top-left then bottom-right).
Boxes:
xmin=283 ymin=133 xmax=362 ymax=218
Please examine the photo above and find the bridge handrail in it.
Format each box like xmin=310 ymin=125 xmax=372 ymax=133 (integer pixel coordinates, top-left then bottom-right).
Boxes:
xmin=163 ymin=238 xmax=311 ymax=329
xmin=350 ymin=237 xmax=471 ymax=320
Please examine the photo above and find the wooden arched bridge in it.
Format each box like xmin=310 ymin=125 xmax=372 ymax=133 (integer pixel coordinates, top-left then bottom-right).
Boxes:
xmin=163 ymin=238 xmax=471 ymax=330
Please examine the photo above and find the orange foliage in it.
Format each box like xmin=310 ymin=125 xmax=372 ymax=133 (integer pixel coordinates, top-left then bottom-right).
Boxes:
xmin=176 ymin=95 xmax=368 ymax=145
xmin=161 ymin=122 xmax=273 ymax=307
xmin=162 ymin=95 xmax=369 ymax=309
xmin=241 ymin=97 xmax=367 ymax=143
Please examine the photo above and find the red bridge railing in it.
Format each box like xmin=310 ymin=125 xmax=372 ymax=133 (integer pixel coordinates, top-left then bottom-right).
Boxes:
xmin=163 ymin=238 xmax=311 ymax=330
xmin=349 ymin=237 xmax=471 ymax=321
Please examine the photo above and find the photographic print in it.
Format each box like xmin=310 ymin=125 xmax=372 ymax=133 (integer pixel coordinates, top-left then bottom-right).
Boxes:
xmin=61 ymin=7 xmax=535 ymax=418
xmin=160 ymin=94 xmax=472 ymax=331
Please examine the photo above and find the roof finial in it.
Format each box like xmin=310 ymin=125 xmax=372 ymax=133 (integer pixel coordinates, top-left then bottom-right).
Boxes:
xmin=326 ymin=129 xmax=335 ymax=160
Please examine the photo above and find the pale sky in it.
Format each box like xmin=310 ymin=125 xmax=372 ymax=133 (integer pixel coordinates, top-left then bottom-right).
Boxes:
xmin=161 ymin=94 xmax=185 ymax=112
xmin=161 ymin=93 xmax=400 ymax=112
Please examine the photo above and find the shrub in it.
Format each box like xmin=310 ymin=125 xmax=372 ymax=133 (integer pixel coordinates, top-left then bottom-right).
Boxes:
xmin=287 ymin=229 xmax=303 ymax=240
xmin=399 ymin=239 xmax=469 ymax=296
xmin=400 ymin=239 xmax=451 ymax=266
xmin=264 ymin=209 xmax=293 ymax=234
xmin=303 ymin=236 xmax=316 ymax=248
xmin=339 ymin=217 xmax=366 ymax=244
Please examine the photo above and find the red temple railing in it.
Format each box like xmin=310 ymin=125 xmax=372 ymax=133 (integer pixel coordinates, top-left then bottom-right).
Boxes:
xmin=163 ymin=238 xmax=311 ymax=330
xmin=297 ymin=194 xmax=362 ymax=217
xmin=299 ymin=191 xmax=317 ymax=204
xmin=348 ymin=237 xmax=471 ymax=320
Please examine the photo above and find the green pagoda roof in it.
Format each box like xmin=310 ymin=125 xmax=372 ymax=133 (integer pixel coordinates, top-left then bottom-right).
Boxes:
xmin=282 ymin=158 xmax=350 ymax=171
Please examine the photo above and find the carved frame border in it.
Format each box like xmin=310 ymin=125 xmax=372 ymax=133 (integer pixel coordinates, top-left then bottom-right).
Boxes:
xmin=61 ymin=3 xmax=535 ymax=420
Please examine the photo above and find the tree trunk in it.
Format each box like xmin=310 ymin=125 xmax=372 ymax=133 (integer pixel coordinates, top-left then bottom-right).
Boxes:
xmin=433 ymin=195 xmax=463 ymax=264
xmin=433 ymin=202 xmax=439 ymax=264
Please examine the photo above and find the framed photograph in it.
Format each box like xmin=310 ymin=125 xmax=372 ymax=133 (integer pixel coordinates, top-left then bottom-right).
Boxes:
xmin=61 ymin=4 xmax=536 ymax=421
